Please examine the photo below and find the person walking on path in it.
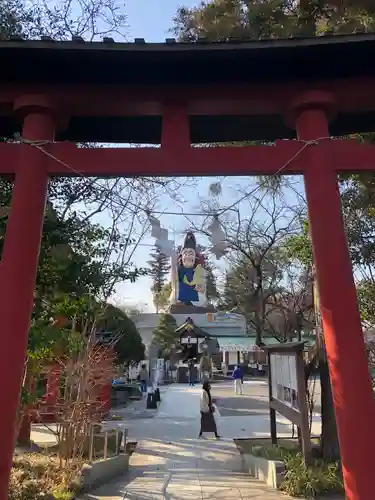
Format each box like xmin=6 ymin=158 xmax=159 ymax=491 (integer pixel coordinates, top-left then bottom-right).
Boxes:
xmin=188 ymin=359 xmax=195 ymax=387
xmin=199 ymin=381 xmax=220 ymax=439
xmin=138 ymin=364 xmax=149 ymax=394
xmin=232 ymin=365 xmax=244 ymax=395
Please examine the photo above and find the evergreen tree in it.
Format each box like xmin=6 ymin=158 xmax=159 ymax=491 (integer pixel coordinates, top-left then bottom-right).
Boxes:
xmin=173 ymin=0 xmax=375 ymax=42
xmin=204 ymin=256 xmax=220 ymax=304
xmin=97 ymin=304 xmax=145 ymax=365
xmin=152 ymin=313 xmax=177 ymax=359
xmin=148 ymin=245 xmax=170 ymax=312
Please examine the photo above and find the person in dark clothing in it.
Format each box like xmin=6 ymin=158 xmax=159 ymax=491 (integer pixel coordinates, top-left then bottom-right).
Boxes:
xmin=138 ymin=364 xmax=148 ymax=393
xmin=188 ymin=359 xmax=195 ymax=386
xmin=232 ymin=365 xmax=244 ymax=395
xmin=199 ymin=381 xmax=220 ymax=439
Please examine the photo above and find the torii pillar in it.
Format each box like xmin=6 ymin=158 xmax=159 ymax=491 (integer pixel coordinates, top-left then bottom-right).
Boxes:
xmin=0 ymin=96 xmax=55 ymax=499
xmin=288 ymin=92 xmax=375 ymax=500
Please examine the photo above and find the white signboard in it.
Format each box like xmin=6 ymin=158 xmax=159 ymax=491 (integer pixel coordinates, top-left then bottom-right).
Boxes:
xmin=155 ymin=358 xmax=165 ymax=385
xmin=219 ymin=344 xmax=261 ymax=352
xmin=181 ymin=337 xmax=198 ymax=344
xmin=270 ymin=353 xmax=299 ymax=411
xmin=207 ymin=312 xmax=244 ymax=322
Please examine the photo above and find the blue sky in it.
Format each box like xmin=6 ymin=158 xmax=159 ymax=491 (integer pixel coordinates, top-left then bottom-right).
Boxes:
xmin=125 ymin=0 xmax=198 ymax=42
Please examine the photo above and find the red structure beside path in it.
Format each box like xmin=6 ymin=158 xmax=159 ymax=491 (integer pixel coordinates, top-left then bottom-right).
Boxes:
xmin=0 ymin=35 xmax=374 ymax=499
xmin=45 ymin=363 xmax=61 ymax=406
xmin=294 ymin=94 xmax=375 ymax=498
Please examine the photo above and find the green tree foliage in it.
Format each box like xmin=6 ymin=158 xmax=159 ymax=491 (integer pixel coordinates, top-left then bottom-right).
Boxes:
xmin=96 ymin=304 xmax=145 ymax=365
xmin=173 ymin=0 xmax=375 ymax=42
xmin=357 ymin=280 xmax=375 ymax=324
xmin=148 ymin=246 xmax=171 ymax=312
xmin=284 ymin=221 xmax=313 ymax=269
xmin=154 ymin=282 xmax=173 ymax=313
xmin=152 ymin=313 xmax=177 ymax=359
xmin=285 ymin=201 xmax=375 ymax=325
xmin=219 ymin=249 xmax=294 ymax=340
xmin=0 ymin=179 xmax=147 ymax=314
xmin=204 ymin=255 xmax=220 ymax=303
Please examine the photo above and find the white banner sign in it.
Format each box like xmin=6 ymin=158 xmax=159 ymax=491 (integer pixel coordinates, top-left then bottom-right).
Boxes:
xmin=219 ymin=344 xmax=260 ymax=352
xmin=270 ymin=353 xmax=299 ymax=411
xmin=181 ymin=337 xmax=198 ymax=344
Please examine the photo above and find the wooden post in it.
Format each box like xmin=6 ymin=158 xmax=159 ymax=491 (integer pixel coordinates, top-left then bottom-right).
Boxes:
xmin=295 ymin=95 xmax=375 ymax=498
xmin=296 ymin=350 xmax=312 ymax=464
xmin=267 ymin=350 xmax=277 ymax=445
xmin=104 ymin=431 xmax=108 ymax=460
xmin=89 ymin=425 xmax=94 ymax=462
xmin=0 ymin=100 xmax=54 ymax=499
xmin=266 ymin=343 xmax=312 ymax=463
xmin=115 ymin=429 xmax=119 ymax=455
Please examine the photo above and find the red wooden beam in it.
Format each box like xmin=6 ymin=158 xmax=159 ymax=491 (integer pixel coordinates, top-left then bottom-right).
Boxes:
xmin=2 ymin=77 xmax=375 ymax=116
xmin=332 ymin=140 xmax=375 ymax=171
xmin=34 ymin=140 xmax=375 ymax=177
xmin=44 ymin=140 xmax=308 ymax=177
xmin=0 ymin=143 xmax=18 ymax=175
xmin=1 ymin=139 xmax=375 ymax=177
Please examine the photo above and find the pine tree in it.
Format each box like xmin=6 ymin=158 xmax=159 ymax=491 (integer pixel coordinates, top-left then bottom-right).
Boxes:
xmin=152 ymin=313 xmax=177 ymax=359
xmin=204 ymin=256 xmax=220 ymax=304
xmin=148 ymin=245 xmax=170 ymax=312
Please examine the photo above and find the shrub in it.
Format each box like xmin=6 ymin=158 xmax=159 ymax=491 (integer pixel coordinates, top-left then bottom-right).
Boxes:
xmin=250 ymin=444 xmax=291 ymax=461
xmin=280 ymin=452 xmax=344 ymax=498
xmin=9 ymin=454 xmax=80 ymax=500
xmin=244 ymin=444 xmax=344 ymax=498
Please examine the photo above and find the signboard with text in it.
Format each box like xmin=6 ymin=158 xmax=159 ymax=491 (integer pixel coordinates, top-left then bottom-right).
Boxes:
xmin=270 ymin=353 xmax=299 ymax=411
xmin=265 ymin=342 xmax=312 ymax=464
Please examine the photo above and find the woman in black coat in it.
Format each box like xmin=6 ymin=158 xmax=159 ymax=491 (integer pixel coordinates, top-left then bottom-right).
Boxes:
xmin=199 ymin=381 xmax=220 ymax=439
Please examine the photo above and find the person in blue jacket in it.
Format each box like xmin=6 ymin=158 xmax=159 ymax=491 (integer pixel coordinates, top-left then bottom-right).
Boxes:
xmin=232 ymin=365 xmax=244 ymax=395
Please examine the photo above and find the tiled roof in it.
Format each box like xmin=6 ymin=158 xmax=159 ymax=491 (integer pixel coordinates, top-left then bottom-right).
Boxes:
xmin=0 ymin=33 xmax=374 ymax=143
xmin=1 ymin=32 xmax=375 ymax=87
xmin=3 ymin=31 xmax=375 ymax=48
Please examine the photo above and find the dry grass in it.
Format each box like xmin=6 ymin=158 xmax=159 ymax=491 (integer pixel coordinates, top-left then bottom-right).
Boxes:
xmin=43 ymin=332 xmax=118 ymax=466
xmin=10 ymin=332 xmax=120 ymax=499
xmin=9 ymin=453 xmax=81 ymax=500
xmin=234 ymin=437 xmax=321 ymax=455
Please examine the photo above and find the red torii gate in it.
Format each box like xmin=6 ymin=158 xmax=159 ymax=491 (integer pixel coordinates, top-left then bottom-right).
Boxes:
xmin=0 ymin=34 xmax=375 ymax=499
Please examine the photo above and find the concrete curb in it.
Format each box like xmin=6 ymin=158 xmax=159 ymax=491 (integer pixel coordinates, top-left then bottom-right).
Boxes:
xmin=241 ymin=452 xmax=285 ymax=489
xmin=80 ymin=453 xmax=130 ymax=492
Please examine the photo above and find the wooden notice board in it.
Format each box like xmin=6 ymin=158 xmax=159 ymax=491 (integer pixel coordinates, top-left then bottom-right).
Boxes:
xmin=264 ymin=342 xmax=312 ymax=464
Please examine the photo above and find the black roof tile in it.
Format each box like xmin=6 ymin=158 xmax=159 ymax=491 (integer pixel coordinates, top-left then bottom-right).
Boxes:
xmin=0 ymin=32 xmax=373 ymax=87
xmin=0 ymin=33 xmax=374 ymax=143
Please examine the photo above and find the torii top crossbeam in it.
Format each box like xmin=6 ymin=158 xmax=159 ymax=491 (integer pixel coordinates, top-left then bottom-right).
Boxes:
xmin=0 ymin=33 xmax=375 ymax=176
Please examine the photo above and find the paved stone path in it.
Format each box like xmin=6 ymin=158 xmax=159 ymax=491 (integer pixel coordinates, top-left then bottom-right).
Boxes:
xmin=99 ymin=383 xmax=320 ymax=441
xmin=83 ymin=437 xmax=292 ymax=499
xmin=211 ymin=377 xmax=322 ymax=415
xmin=82 ymin=384 xmax=300 ymax=500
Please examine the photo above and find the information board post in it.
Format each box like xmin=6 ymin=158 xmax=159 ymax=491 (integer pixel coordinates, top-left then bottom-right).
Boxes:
xmin=265 ymin=342 xmax=312 ymax=465
xmin=267 ymin=349 xmax=278 ymax=446
xmin=296 ymin=349 xmax=312 ymax=463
